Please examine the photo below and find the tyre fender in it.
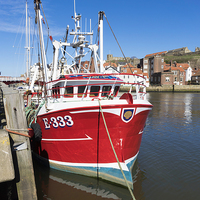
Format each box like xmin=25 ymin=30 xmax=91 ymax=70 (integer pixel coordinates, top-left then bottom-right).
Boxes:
xmin=31 ymin=123 xmax=42 ymax=141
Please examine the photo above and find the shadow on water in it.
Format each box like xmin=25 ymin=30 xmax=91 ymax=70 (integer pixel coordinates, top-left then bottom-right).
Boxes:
xmin=33 ymin=157 xmax=145 ymax=200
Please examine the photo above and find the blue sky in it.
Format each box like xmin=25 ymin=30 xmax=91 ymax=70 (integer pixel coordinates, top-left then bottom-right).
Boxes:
xmin=0 ymin=0 xmax=200 ymax=77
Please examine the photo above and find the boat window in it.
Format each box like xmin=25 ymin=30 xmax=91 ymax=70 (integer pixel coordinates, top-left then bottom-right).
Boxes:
xmin=52 ymin=86 xmax=60 ymax=98
xmin=78 ymin=85 xmax=87 ymax=98
xmin=64 ymin=86 xmax=73 ymax=98
xmin=57 ymin=86 xmax=60 ymax=98
xmin=52 ymin=87 xmax=55 ymax=98
xmin=101 ymin=86 xmax=111 ymax=97
xmin=113 ymin=86 xmax=120 ymax=97
xmin=90 ymin=86 xmax=100 ymax=97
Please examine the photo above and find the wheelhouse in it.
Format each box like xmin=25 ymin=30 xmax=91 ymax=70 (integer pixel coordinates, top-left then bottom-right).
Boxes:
xmin=48 ymin=74 xmax=123 ymax=100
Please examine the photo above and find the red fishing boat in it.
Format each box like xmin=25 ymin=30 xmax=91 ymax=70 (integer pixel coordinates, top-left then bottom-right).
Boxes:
xmin=28 ymin=0 xmax=152 ymax=189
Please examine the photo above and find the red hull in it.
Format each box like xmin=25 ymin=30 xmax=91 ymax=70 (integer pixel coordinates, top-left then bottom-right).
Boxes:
xmin=33 ymin=104 xmax=151 ymax=165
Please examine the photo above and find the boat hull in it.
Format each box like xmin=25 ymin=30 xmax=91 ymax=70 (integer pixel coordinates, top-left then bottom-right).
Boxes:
xmin=31 ymin=101 xmax=152 ymax=188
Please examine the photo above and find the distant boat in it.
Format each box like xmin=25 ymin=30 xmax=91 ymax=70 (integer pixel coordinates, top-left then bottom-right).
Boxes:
xmin=28 ymin=0 xmax=153 ymax=189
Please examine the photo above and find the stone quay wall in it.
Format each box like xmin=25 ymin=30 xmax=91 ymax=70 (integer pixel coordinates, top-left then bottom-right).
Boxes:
xmin=120 ymin=85 xmax=200 ymax=92
xmin=147 ymin=85 xmax=200 ymax=92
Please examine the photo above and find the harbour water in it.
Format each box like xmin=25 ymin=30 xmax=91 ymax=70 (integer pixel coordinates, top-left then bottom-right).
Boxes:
xmin=34 ymin=92 xmax=200 ymax=200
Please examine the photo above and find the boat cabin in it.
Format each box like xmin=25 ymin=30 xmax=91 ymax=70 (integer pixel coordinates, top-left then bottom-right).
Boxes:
xmin=49 ymin=74 xmax=123 ymax=100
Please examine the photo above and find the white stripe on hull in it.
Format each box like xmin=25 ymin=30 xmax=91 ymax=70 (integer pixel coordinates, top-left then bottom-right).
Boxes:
xmin=70 ymin=108 xmax=121 ymax=116
xmin=48 ymin=153 xmax=139 ymax=171
xmin=135 ymin=107 xmax=152 ymax=115
xmin=42 ymin=134 xmax=93 ymax=141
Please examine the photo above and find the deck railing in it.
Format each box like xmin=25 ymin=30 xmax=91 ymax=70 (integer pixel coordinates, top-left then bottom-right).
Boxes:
xmin=43 ymin=73 xmax=147 ymax=101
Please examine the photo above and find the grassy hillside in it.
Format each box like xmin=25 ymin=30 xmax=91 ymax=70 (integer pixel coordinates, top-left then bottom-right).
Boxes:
xmin=163 ymin=52 xmax=200 ymax=64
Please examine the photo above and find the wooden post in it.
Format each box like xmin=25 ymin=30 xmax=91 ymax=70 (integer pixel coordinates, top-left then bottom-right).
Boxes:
xmin=0 ymin=129 xmax=15 ymax=183
xmin=3 ymin=91 xmax=37 ymax=200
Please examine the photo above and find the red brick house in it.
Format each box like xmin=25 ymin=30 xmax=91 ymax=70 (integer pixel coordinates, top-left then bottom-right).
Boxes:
xmin=151 ymin=63 xmax=186 ymax=85
xmin=191 ymin=69 xmax=200 ymax=84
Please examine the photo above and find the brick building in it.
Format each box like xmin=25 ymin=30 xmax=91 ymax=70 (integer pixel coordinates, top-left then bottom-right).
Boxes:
xmin=141 ymin=53 xmax=165 ymax=84
xmin=151 ymin=63 xmax=186 ymax=85
xmin=191 ymin=70 xmax=200 ymax=84
xmin=142 ymin=51 xmax=192 ymax=85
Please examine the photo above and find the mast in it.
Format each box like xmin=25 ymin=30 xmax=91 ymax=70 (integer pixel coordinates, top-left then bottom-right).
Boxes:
xmin=99 ymin=11 xmax=104 ymax=73
xmin=34 ymin=0 xmax=49 ymax=89
xmin=51 ymin=0 xmax=97 ymax=75
xmin=34 ymin=0 xmax=50 ymax=96
xmin=26 ymin=0 xmax=29 ymax=78
xmin=29 ymin=15 xmax=31 ymax=75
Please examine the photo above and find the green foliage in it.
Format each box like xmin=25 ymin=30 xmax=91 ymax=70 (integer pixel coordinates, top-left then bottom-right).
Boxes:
xmin=163 ymin=53 xmax=200 ymax=64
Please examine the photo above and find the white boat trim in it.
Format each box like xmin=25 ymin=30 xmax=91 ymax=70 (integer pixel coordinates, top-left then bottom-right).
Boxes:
xmin=42 ymin=134 xmax=93 ymax=141
xmin=70 ymin=108 xmax=121 ymax=116
xmin=135 ymin=107 xmax=152 ymax=115
xmin=48 ymin=153 xmax=138 ymax=171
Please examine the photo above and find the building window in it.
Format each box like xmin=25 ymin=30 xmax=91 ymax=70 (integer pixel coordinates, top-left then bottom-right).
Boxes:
xmin=175 ymin=77 xmax=177 ymax=81
xmin=173 ymin=71 xmax=177 ymax=75
xmin=161 ymin=59 xmax=164 ymax=62
xmin=166 ymin=77 xmax=170 ymax=82
xmin=144 ymin=65 xmax=148 ymax=69
xmin=180 ymin=77 xmax=183 ymax=82
xmin=144 ymin=59 xmax=148 ymax=63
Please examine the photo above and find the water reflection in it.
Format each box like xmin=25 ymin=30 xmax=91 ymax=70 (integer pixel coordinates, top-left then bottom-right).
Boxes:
xmin=183 ymin=94 xmax=192 ymax=124
xmin=139 ymin=92 xmax=200 ymax=200
xmin=33 ymin=92 xmax=200 ymax=200
xmin=147 ymin=92 xmax=197 ymax=127
xmin=34 ymin=159 xmax=135 ymax=200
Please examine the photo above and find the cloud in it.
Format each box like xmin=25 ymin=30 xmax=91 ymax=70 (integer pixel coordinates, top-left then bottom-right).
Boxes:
xmin=0 ymin=0 xmax=28 ymax=35
xmin=0 ymin=0 xmax=26 ymax=16
xmin=0 ymin=20 xmax=25 ymax=34
xmin=0 ymin=0 xmax=65 ymax=37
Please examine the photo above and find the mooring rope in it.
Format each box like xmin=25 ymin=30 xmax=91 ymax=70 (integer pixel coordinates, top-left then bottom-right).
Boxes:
xmin=5 ymin=127 xmax=31 ymax=138
xmin=103 ymin=13 xmax=133 ymax=74
xmin=26 ymin=100 xmax=45 ymax=128
xmin=98 ymin=100 xmax=136 ymax=200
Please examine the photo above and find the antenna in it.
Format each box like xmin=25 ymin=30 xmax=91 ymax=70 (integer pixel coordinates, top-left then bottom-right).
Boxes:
xmin=90 ymin=19 xmax=92 ymax=45
xmin=85 ymin=18 xmax=87 ymax=33
xmin=74 ymin=0 xmax=76 ymax=18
